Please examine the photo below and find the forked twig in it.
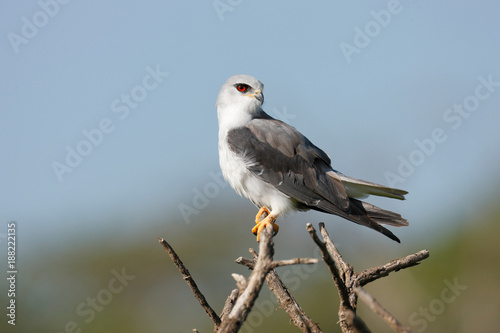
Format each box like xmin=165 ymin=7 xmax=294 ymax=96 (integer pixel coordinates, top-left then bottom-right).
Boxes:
xmin=236 ymin=252 xmax=322 ymax=332
xmin=217 ymin=224 xmax=275 ymax=332
xmin=307 ymin=223 xmax=429 ymax=333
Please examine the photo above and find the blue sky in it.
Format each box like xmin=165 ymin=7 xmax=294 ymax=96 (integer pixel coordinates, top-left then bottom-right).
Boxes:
xmin=1 ymin=0 xmax=500 ymax=255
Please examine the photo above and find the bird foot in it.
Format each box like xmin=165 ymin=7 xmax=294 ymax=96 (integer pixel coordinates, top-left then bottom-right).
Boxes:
xmin=252 ymin=208 xmax=279 ymax=242
xmin=254 ymin=206 xmax=271 ymax=224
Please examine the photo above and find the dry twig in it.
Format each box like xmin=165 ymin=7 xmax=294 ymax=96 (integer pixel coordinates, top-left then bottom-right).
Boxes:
xmin=307 ymin=223 xmax=359 ymax=331
xmin=306 ymin=223 xmax=429 ymax=333
xmin=158 ymin=237 xmax=221 ymax=329
xmin=219 ymin=289 xmax=239 ymax=324
xmin=159 ymin=221 xmax=429 ymax=333
xmin=217 ymin=224 xmax=275 ymax=332
xmin=236 ymin=253 xmax=322 ymax=332
xmin=357 ymin=250 xmax=430 ymax=286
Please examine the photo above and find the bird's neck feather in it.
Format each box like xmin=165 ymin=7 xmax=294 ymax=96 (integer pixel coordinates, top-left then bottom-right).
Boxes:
xmin=217 ymin=103 xmax=262 ymax=131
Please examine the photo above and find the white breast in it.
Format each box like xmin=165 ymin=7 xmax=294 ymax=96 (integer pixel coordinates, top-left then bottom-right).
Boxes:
xmin=218 ymin=129 xmax=294 ymax=216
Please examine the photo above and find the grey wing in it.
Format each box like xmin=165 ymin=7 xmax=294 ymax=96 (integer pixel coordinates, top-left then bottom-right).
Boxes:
xmin=226 ymin=117 xmax=350 ymax=213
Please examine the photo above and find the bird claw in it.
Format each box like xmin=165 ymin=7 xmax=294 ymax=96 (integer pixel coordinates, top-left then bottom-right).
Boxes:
xmin=252 ymin=213 xmax=279 ymax=242
xmin=254 ymin=206 xmax=271 ymax=224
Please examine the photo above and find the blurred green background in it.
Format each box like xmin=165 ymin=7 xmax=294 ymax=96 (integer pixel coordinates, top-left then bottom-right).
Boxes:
xmin=2 ymin=198 xmax=500 ymax=332
xmin=2 ymin=1 xmax=500 ymax=332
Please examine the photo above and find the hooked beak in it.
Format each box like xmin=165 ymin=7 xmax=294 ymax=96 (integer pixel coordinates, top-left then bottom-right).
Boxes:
xmin=249 ymin=89 xmax=264 ymax=104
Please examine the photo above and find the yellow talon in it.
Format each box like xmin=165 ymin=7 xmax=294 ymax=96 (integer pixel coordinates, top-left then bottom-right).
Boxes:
xmin=251 ymin=213 xmax=279 ymax=242
xmin=255 ymin=206 xmax=271 ymax=224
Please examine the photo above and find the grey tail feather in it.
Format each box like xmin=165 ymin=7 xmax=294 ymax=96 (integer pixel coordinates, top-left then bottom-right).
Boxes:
xmin=337 ymin=174 xmax=408 ymax=200
xmin=347 ymin=198 xmax=408 ymax=243
xmin=308 ymin=196 xmax=409 ymax=243
xmin=356 ymin=200 xmax=409 ymax=227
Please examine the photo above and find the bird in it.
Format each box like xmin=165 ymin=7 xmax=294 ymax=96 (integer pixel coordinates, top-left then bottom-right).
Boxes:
xmin=216 ymin=74 xmax=409 ymax=242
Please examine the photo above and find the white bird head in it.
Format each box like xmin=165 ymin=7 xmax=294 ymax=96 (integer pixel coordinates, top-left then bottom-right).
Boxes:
xmin=216 ymin=75 xmax=265 ymax=129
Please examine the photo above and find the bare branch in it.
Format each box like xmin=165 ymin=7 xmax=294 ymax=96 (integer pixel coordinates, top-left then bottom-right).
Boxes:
xmin=234 ymin=256 xmax=254 ymax=268
xmin=270 ymin=257 xmax=318 ymax=268
xmin=219 ymin=289 xmax=239 ymax=325
xmin=355 ymin=286 xmax=412 ymax=333
xmin=344 ymin=309 xmax=371 ymax=333
xmin=357 ymin=250 xmax=430 ymax=286
xmin=217 ymin=225 xmax=275 ymax=332
xmin=160 ymin=221 xmax=428 ymax=333
xmin=235 ymin=256 xmax=318 ymax=269
xmin=265 ymin=268 xmax=323 ymax=333
xmin=158 ymin=237 xmax=221 ymax=328
xmin=308 ymin=223 xmax=430 ymax=333
xmin=235 ymin=252 xmax=323 ymax=332
xmin=307 ymin=223 xmax=358 ymax=332
xmin=317 ymin=223 xmax=359 ymax=310
xmin=306 ymin=223 xmax=353 ymax=308
xmin=249 ymin=247 xmax=258 ymax=259
xmin=232 ymin=273 xmax=248 ymax=291
xmin=318 ymin=223 xmax=355 ymax=283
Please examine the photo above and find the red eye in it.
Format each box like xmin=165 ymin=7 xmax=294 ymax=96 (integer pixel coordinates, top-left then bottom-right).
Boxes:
xmin=237 ymin=84 xmax=247 ymax=92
